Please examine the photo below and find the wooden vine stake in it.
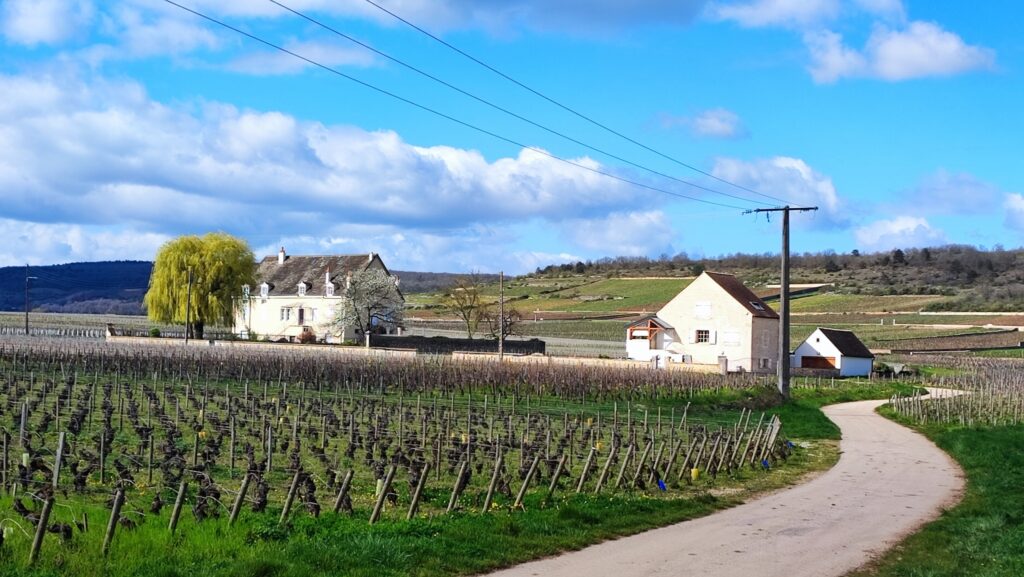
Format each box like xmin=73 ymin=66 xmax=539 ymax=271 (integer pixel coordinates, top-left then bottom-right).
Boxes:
xmin=168 ymin=481 xmax=187 ymax=534
xmin=331 ymin=470 xmax=354 ymax=514
xmin=513 ymin=454 xmax=540 ymax=510
xmin=446 ymin=460 xmax=469 ymax=513
xmin=481 ymin=451 xmax=504 ymax=513
xmin=369 ymin=465 xmax=397 ymax=524
xmin=279 ymin=470 xmax=302 ymax=524
xmin=28 ymin=497 xmax=55 ymax=565
xmin=575 ymin=447 xmax=596 ymax=493
xmin=406 ymin=462 xmax=431 ymax=520
xmin=228 ymin=473 xmax=251 ymax=526
xmin=103 ymin=489 xmax=125 ymax=556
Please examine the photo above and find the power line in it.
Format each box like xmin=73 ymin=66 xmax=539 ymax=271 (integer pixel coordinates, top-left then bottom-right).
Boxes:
xmin=162 ymin=0 xmax=750 ymax=211
xmin=267 ymin=0 xmax=771 ymax=208
xmin=360 ymin=0 xmax=795 ymax=207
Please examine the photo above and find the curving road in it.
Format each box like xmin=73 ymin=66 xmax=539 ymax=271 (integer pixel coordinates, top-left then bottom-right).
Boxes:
xmin=484 ymin=396 xmax=964 ymax=577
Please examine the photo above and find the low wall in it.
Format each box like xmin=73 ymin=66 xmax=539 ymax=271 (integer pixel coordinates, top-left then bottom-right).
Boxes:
xmin=104 ymin=334 xmax=418 ymax=358
xmin=370 ymin=334 xmax=545 ymax=356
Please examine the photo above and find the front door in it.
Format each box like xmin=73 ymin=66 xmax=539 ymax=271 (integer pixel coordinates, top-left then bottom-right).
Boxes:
xmin=297 ymin=308 xmax=305 ymax=325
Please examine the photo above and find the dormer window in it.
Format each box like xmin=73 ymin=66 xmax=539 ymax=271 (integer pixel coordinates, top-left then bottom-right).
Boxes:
xmin=750 ymin=301 xmax=765 ymax=312
xmin=297 ymin=282 xmax=307 ymax=297
xmin=260 ymin=283 xmax=269 ymax=299
xmin=242 ymin=284 xmax=250 ymax=298
xmin=326 ymin=283 xmax=335 ymax=297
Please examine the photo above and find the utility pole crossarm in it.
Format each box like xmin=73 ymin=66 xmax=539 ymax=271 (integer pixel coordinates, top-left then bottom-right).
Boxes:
xmin=743 ymin=206 xmax=817 ymax=399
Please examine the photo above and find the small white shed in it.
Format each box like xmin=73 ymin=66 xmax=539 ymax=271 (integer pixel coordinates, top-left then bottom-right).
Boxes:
xmin=792 ymin=328 xmax=874 ymax=377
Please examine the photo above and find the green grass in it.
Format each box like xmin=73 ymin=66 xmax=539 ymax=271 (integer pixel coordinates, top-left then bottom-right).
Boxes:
xmin=851 ymin=416 xmax=1024 ymax=577
xmin=971 ymin=347 xmax=1024 ymax=359
xmin=783 ymin=294 xmax=953 ymax=314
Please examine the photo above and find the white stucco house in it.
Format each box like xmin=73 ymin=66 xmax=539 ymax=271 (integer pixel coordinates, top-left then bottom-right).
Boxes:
xmin=234 ymin=248 xmax=401 ymax=343
xmin=626 ymin=272 xmax=780 ymax=373
xmin=792 ymin=327 xmax=874 ymax=377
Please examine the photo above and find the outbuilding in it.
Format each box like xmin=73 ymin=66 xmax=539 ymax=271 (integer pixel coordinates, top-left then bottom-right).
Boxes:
xmin=792 ymin=327 xmax=874 ymax=377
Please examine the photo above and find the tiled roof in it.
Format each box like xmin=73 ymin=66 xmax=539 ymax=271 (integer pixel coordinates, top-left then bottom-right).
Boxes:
xmin=254 ymin=253 xmax=378 ymax=296
xmin=627 ymin=314 xmax=675 ymax=330
xmin=818 ymin=328 xmax=875 ymax=358
xmin=704 ymin=272 xmax=780 ymax=319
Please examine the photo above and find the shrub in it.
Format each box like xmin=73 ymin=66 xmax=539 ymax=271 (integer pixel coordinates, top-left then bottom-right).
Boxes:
xmin=298 ymin=329 xmax=317 ymax=344
xmin=149 ymin=327 xmax=161 ymax=338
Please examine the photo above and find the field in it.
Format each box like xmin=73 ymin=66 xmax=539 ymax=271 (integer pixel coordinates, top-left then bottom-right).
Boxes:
xmin=0 ymin=339 xmax=833 ymax=576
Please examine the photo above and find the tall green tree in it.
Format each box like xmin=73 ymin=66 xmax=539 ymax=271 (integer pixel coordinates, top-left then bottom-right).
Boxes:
xmin=144 ymin=233 xmax=256 ymax=338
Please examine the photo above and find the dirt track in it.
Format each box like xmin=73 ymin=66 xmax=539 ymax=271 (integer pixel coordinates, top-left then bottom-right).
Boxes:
xmin=485 ymin=397 xmax=964 ymax=577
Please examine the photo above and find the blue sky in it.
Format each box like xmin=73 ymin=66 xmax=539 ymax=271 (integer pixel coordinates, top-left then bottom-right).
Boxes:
xmin=0 ymin=0 xmax=1020 ymax=273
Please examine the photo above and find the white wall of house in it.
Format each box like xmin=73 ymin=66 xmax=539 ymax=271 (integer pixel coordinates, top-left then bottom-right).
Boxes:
xmin=792 ymin=328 xmax=873 ymax=377
xmin=626 ymin=328 xmax=680 ymax=362
xmin=629 ymin=273 xmax=778 ymax=373
xmin=236 ymin=295 xmax=354 ymax=343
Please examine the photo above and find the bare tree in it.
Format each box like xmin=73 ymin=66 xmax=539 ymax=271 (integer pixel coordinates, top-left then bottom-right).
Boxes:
xmin=481 ymin=304 xmax=522 ymax=340
xmin=442 ymin=274 xmax=486 ymax=339
xmin=331 ymin=269 xmax=404 ymax=337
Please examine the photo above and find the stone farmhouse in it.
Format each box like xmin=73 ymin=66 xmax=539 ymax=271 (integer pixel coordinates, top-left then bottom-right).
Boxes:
xmin=234 ymin=248 xmax=401 ymax=343
xmin=626 ymin=272 xmax=779 ymax=373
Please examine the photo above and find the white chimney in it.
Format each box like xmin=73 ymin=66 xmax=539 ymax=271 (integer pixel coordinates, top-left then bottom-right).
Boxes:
xmin=367 ymin=252 xmax=375 ymax=264
xmin=278 ymin=247 xmax=286 ymax=265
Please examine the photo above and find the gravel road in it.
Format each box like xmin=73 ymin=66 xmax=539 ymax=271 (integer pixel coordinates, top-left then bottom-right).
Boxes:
xmin=484 ymin=395 xmax=964 ymax=577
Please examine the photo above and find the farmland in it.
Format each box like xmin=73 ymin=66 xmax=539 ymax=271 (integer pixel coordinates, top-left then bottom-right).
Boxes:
xmin=0 ymin=339 xmax=835 ymax=576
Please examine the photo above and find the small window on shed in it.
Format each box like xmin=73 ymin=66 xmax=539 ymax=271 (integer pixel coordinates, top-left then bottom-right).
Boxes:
xmin=750 ymin=301 xmax=765 ymax=311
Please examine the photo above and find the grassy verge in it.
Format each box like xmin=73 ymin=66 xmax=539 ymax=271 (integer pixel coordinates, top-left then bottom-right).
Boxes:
xmin=850 ymin=412 xmax=1024 ymax=577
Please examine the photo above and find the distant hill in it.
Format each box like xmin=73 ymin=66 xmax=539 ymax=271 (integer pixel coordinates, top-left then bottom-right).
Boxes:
xmin=0 ymin=261 xmax=490 ymax=314
xmin=0 ymin=261 xmax=151 ymax=314
xmin=532 ymin=245 xmax=1024 ymax=312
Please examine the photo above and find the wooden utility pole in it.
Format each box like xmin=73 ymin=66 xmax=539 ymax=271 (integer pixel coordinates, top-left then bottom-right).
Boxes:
xmin=24 ymin=265 xmax=37 ymax=336
xmin=745 ymin=206 xmax=817 ymax=398
xmin=498 ymin=271 xmax=504 ymax=361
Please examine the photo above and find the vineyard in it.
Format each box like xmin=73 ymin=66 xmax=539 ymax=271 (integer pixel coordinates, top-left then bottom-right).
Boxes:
xmin=889 ymin=358 xmax=1024 ymax=426
xmin=0 ymin=340 xmax=796 ymax=574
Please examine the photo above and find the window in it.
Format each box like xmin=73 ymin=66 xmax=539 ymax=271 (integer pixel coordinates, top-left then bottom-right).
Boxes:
xmin=242 ymin=284 xmax=250 ymax=298
xmin=759 ymin=358 xmax=772 ymax=369
xmin=297 ymin=283 xmax=307 ymax=297
xmin=280 ymin=307 xmax=291 ymax=322
xmin=630 ymin=329 xmax=649 ymax=340
xmin=694 ymin=302 xmax=712 ymax=320
xmin=750 ymin=301 xmax=765 ymax=312
xmin=326 ymin=283 xmax=335 ymax=297
xmin=696 ymin=329 xmax=710 ymax=343
xmin=260 ymin=283 xmax=269 ymax=299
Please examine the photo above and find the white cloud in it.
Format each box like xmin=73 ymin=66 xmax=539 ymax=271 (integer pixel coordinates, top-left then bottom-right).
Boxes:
xmin=854 ymin=216 xmax=946 ymax=251
xmin=0 ymin=219 xmax=168 ymax=267
xmin=806 ymin=22 xmax=995 ymax=83
xmin=1 ymin=0 xmax=93 ymax=46
xmin=1004 ymin=194 xmax=1024 ymax=233
xmin=562 ymin=211 xmax=675 ymax=257
xmin=711 ymin=157 xmax=846 ymax=227
xmin=709 ymin=0 xmax=839 ymax=29
xmin=0 ymin=71 xmax=652 ymax=272
xmin=661 ymin=108 xmax=747 ymax=139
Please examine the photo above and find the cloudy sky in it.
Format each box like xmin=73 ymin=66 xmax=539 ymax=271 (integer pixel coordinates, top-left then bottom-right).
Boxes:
xmin=1 ymin=0 xmax=1020 ymax=273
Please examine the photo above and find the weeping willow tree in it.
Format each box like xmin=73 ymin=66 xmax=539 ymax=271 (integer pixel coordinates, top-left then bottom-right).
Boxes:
xmin=144 ymin=233 xmax=256 ymax=338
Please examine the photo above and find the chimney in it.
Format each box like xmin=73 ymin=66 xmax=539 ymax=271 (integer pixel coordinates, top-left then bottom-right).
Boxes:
xmin=278 ymin=247 xmax=286 ymax=265
xmin=368 ymin=252 xmax=375 ymax=264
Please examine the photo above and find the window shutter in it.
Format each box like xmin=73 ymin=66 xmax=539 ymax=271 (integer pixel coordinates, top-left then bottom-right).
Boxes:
xmin=687 ymin=331 xmax=696 ymax=344
xmin=710 ymin=330 xmax=717 ymax=344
